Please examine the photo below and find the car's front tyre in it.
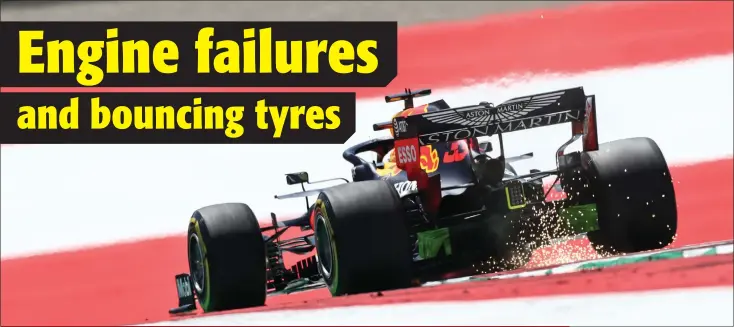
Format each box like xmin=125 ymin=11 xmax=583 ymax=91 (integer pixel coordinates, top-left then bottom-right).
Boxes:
xmin=188 ymin=203 xmax=266 ymax=312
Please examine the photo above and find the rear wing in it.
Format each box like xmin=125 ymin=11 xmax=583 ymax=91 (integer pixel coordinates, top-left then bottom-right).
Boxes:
xmin=389 ymin=87 xmax=599 ymax=189
xmin=391 ymin=87 xmax=594 ymax=146
xmin=385 ymin=88 xmax=432 ymax=110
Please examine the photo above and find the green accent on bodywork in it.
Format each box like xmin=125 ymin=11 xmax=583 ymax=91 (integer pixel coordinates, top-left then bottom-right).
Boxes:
xmin=505 ymin=184 xmax=527 ymax=210
xmin=558 ymin=204 xmax=599 ymax=234
xmin=417 ymin=228 xmax=452 ymax=259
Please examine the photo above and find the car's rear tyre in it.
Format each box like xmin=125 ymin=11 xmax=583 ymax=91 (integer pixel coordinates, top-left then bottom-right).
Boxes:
xmin=470 ymin=213 xmax=533 ymax=273
xmin=578 ymin=137 xmax=677 ymax=254
xmin=188 ymin=203 xmax=266 ymax=312
xmin=313 ymin=180 xmax=413 ymax=296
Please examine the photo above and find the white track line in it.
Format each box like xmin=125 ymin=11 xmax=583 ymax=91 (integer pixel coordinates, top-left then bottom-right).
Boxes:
xmin=143 ymin=286 xmax=733 ymax=326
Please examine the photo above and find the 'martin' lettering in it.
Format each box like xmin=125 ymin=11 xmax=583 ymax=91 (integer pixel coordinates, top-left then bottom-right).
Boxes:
xmin=419 ymin=111 xmax=582 ymax=146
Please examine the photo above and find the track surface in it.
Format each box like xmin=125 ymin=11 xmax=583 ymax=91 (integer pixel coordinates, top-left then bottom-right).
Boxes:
xmin=2 ymin=159 xmax=731 ymax=325
xmin=4 ymin=1 xmax=731 ymax=100
xmin=150 ymin=287 xmax=734 ymax=326
xmin=1 ymin=1 xmax=732 ymax=326
xmin=155 ymin=251 xmax=734 ymax=324
xmin=1 ymin=1 xmax=583 ymax=24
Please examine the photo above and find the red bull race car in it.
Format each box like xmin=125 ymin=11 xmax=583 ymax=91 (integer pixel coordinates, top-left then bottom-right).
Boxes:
xmin=171 ymin=87 xmax=678 ymax=314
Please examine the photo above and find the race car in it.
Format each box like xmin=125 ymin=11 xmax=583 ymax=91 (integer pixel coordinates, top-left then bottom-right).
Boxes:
xmin=170 ymin=87 xmax=678 ymax=314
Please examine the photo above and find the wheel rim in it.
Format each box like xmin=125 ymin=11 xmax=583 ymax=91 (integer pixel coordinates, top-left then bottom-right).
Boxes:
xmin=315 ymin=214 xmax=334 ymax=279
xmin=188 ymin=233 xmax=206 ymax=295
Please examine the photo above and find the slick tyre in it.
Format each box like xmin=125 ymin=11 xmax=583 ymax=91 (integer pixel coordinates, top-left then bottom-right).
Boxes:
xmin=313 ymin=180 xmax=413 ymax=296
xmin=187 ymin=203 xmax=266 ymax=312
xmin=484 ymin=214 xmax=533 ymax=270
xmin=580 ymin=137 xmax=678 ymax=254
xmin=472 ymin=195 xmax=532 ymax=273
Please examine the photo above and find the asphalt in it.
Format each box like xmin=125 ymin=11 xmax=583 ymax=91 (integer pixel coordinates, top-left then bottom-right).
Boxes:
xmin=1 ymin=1 xmax=584 ymax=24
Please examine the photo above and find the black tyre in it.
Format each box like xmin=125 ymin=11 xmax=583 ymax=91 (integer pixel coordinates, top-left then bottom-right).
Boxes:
xmin=470 ymin=213 xmax=533 ymax=273
xmin=579 ymin=137 xmax=677 ymax=254
xmin=187 ymin=203 xmax=266 ymax=312
xmin=313 ymin=180 xmax=413 ymax=296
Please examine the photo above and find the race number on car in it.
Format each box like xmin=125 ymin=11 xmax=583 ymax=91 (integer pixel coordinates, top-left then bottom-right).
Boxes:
xmin=396 ymin=144 xmax=417 ymax=165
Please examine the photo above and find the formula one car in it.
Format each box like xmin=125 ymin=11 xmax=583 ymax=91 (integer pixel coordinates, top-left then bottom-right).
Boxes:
xmin=170 ymin=87 xmax=678 ymax=314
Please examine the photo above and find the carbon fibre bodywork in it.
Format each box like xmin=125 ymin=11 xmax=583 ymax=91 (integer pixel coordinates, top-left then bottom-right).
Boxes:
xmin=174 ymin=86 xmax=682 ymax=315
xmin=261 ymin=89 xmax=585 ymax=291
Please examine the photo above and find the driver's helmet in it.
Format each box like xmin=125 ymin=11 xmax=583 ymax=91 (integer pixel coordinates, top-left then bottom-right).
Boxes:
xmin=383 ymin=148 xmax=396 ymax=164
xmin=383 ymin=104 xmax=431 ymax=164
xmin=387 ymin=104 xmax=431 ymax=138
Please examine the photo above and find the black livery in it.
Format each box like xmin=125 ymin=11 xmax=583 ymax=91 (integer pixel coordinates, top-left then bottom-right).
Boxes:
xmin=170 ymin=87 xmax=678 ymax=314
